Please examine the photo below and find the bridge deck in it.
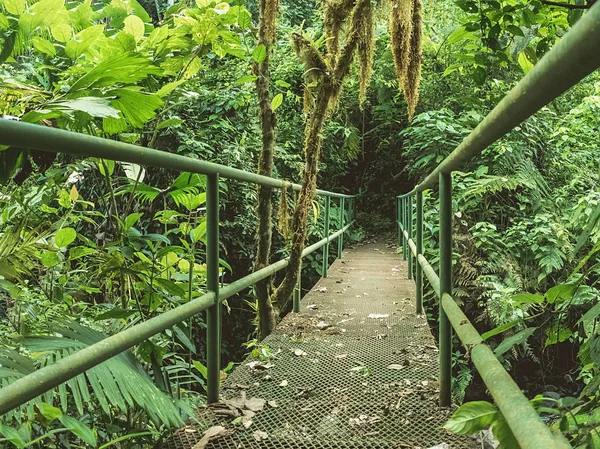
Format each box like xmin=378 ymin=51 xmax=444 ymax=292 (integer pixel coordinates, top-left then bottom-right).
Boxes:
xmin=163 ymin=242 xmax=475 ymax=449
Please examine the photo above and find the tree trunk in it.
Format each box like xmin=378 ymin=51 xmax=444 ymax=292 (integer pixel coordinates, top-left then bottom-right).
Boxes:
xmin=271 ymin=81 xmax=332 ymax=310
xmin=253 ymin=0 xmax=278 ymax=340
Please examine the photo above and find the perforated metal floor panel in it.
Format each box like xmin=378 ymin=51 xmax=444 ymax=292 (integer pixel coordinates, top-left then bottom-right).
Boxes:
xmin=159 ymin=242 xmax=477 ymax=449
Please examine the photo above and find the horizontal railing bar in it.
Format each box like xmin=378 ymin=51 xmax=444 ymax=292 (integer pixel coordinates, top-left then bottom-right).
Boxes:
xmin=442 ymin=295 xmax=570 ymax=448
xmin=398 ymin=221 xmax=440 ymax=295
xmin=0 ymin=221 xmax=354 ymax=416
xmin=0 ymin=120 xmax=354 ymax=199
xmin=418 ymin=254 xmax=440 ymax=298
xmin=404 ymin=4 xmax=600 ymax=195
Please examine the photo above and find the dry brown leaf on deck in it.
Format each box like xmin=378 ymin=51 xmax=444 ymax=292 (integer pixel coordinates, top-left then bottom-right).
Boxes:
xmin=244 ymin=397 xmax=266 ymax=412
xmin=253 ymin=430 xmax=268 ymax=441
xmin=192 ymin=425 xmax=233 ymax=449
xmin=387 ymin=364 xmax=405 ymax=370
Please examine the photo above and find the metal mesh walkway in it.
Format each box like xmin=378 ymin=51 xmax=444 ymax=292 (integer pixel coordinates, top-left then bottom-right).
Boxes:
xmin=161 ymin=242 xmax=476 ymax=449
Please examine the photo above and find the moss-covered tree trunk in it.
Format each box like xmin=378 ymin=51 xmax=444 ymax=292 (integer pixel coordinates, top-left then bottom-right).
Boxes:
xmin=253 ymin=0 xmax=279 ymax=339
xmin=254 ymin=0 xmax=421 ymax=338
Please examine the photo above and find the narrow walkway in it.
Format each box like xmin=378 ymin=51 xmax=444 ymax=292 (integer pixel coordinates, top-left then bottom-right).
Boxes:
xmin=164 ymin=242 xmax=475 ymax=449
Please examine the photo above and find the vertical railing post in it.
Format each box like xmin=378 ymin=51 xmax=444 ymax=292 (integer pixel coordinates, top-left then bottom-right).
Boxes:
xmin=206 ymin=173 xmax=221 ymax=404
xmin=439 ymin=172 xmax=453 ymax=407
xmin=338 ymin=197 xmax=345 ymax=259
xmin=401 ymin=197 xmax=406 ymax=260
xmin=322 ymin=195 xmax=331 ymax=278
xmin=408 ymin=195 xmax=413 ymax=280
xmin=396 ymin=197 xmax=401 ymax=247
xmin=416 ymin=191 xmax=423 ymax=315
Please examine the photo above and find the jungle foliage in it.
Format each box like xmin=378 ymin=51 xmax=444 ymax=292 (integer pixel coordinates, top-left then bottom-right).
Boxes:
xmin=0 ymin=0 xmax=599 ymax=448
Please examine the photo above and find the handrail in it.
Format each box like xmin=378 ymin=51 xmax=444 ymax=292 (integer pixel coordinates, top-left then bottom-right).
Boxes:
xmin=398 ymin=224 xmax=570 ymax=448
xmin=0 ymin=118 xmax=356 ymax=415
xmin=398 ymin=3 xmax=600 ymax=197
xmin=390 ymin=4 xmax=600 ymax=448
xmin=0 ymin=120 xmax=353 ymax=199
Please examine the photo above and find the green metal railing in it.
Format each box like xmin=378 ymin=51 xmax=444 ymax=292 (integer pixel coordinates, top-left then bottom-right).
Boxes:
xmin=0 ymin=119 xmax=355 ymax=415
xmin=395 ymin=4 xmax=600 ymax=449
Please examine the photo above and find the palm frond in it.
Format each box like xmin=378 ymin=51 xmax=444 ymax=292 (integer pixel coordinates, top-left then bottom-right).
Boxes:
xmin=0 ymin=321 xmax=186 ymax=428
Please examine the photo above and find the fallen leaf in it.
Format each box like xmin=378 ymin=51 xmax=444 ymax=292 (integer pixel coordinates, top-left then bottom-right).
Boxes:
xmin=279 ymin=380 xmax=288 ymax=387
xmin=242 ymin=417 xmax=253 ymax=429
xmin=244 ymin=397 xmax=265 ymax=412
xmin=387 ymin=364 xmax=405 ymax=370
xmin=192 ymin=425 xmax=232 ymax=449
xmin=335 ymin=354 xmax=348 ymax=359
xmin=293 ymin=348 xmax=307 ymax=357
xmin=316 ymin=321 xmax=331 ymax=330
xmin=246 ymin=361 xmax=273 ymax=370
xmin=306 ymin=304 xmax=318 ymax=310
xmin=367 ymin=314 xmax=389 ymax=319
xmin=268 ymin=400 xmax=278 ymax=408
xmin=253 ymin=430 xmax=268 ymax=441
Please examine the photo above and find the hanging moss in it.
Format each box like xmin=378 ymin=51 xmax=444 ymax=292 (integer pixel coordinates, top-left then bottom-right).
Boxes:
xmin=404 ymin=0 xmax=423 ymax=120
xmin=277 ymin=184 xmax=292 ymax=239
xmin=357 ymin=1 xmax=374 ymax=106
xmin=390 ymin=0 xmax=413 ymax=87
xmin=324 ymin=0 xmax=356 ymax=65
xmin=389 ymin=0 xmax=422 ymax=121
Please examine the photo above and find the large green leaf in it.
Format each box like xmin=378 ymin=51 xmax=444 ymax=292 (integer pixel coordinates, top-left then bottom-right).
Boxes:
xmin=4 ymin=0 xmax=26 ymax=16
xmin=69 ymin=53 xmax=162 ymax=92
xmin=51 ymin=97 xmax=121 ymax=119
xmin=494 ymin=327 xmax=537 ymax=356
xmin=65 ymin=24 xmax=105 ymax=59
xmin=123 ymin=14 xmax=145 ymax=42
xmin=444 ymin=401 xmax=499 ymax=434
xmin=491 ymin=413 xmax=521 ymax=449
xmin=108 ymin=87 xmax=163 ymax=128
xmin=545 ymin=283 xmax=577 ymax=304
xmin=55 ymin=228 xmax=77 ymax=248
xmin=59 ymin=415 xmax=97 ymax=446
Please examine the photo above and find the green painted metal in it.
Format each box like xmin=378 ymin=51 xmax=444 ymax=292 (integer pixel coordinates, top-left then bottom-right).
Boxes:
xmin=396 ymin=198 xmax=401 ymax=246
xmin=0 ymin=120 xmax=353 ymax=199
xmin=416 ymin=192 xmax=423 ymax=314
xmin=206 ymin=174 xmax=221 ymax=404
xmin=322 ymin=196 xmax=331 ymax=278
xmin=441 ymin=293 xmax=570 ymax=448
xmin=418 ymin=254 xmax=440 ymax=298
xmin=0 ymin=219 xmax=354 ymax=416
xmin=408 ymin=196 xmax=413 ymax=280
xmin=401 ymin=4 xmax=600 ymax=196
xmin=438 ymin=172 xmax=452 ymax=407
xmin=338 ymin=198 xmax=345 ymax=259
xmin=400 ymin=198 xmax=408 ymax=260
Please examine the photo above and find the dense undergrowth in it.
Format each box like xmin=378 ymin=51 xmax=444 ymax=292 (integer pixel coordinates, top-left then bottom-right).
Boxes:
xmin=0 ymin=0 xmax=599 ymax=447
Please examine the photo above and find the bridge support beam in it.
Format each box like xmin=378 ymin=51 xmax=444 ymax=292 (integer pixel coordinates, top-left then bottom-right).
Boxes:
xmin=416 ymin=191 xmax=423 ymax=315
xmin=439 ymin=172 xmax=453 ymax=407
xmin=408 ymin=195 xmax=413 ymax=280
xmin=338 ymin=198 xmax=345 ymax=259
xmin=206 ymin=173 xmax=221 ymax=404
xmin=400 ymin=197 xmax=408 ymax=260
xmin=322 ymin=196 xmax=331 ymax=278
